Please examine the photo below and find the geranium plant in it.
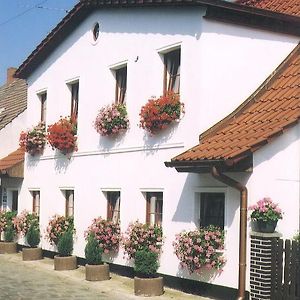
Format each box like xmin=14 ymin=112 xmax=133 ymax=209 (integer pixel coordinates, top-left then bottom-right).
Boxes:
xmin=0 ymin=210 xmax=17 ymax=241
xmin=249 ymin=197 xmax=283 ymax=222
xmin=19 ymin=122 xmax=46 ymax=156
xmin=94 ymin=103 xmax=129 ymax=136
xmin=47 ymin=116 xmax=77 ymax=154
xmin=122 ymin=221 xmax=163 ymax=259
xmin=45 ymin=214 xmax=75 ymax=246
xmin=84 ymin=217 xmax=121 ymax=253
xmin=13 ymin=210 xmax=39 ymax=237
xmin=173 ymin=225 xmax=225 ymax=274
xmin=139 ymin=92 xmax=184 ymax=134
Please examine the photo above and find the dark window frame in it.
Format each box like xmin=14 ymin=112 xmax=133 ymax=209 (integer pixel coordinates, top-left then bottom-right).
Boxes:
xmin=115 ymin=66 xmax=127 ymax=104
xmin=163 ymin=48 xmax=181 ymax=94
xmin=70 ymin=82 xmax=79 ymax=121
xmin=39 ymin=92 xmax=47 ymax=123
xmin=146 ymin=192 xmax=163 ymax=226
xmin=106 ymin=191 xmax=121 ymax=223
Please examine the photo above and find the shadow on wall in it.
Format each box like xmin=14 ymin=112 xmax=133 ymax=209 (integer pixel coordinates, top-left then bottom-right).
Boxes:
xmin=26 ymin=154 xmax=42 ymax=169
xmin=143 ymin=122 xmax=179 ymax=156
xmin=54 ymin=151 xmax=73 ymax=173
xmin=97 ymin=131 xmax=127 ymax=153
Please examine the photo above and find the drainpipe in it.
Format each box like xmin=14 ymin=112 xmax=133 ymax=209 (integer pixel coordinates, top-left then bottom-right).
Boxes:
xmin=211 ymin=166 xmax=247 ymax=300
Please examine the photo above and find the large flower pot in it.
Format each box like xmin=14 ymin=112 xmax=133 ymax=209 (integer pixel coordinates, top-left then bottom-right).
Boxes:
xmin=22 ymin=247 xmax=43 ymax=261
xmin=85 ymin=263 xmax=110 ymax=281
xmin=54 ymin=255 xmax=77 ymax=271
xmin=0 ymin=242 xmax=17 ymax=254
xmin=134 ymin=276 xmax=164 ymax=296
xmin=257 ymin=220 xmax=278 ymax=233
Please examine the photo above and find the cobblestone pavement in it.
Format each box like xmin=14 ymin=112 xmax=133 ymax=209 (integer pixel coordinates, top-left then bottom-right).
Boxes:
xmin=0 ymin=253 xmax=212 ymax=300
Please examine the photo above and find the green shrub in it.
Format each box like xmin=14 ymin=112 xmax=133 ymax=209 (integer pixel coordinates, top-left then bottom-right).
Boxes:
xmin=134 ymin=249 xmax=159 ymax=278
xmin=57 ymin=230 xmax=73 ymax=257
xmin=85 ymin=234 xmax=103 ymax=265
xmin=293 ymin=231 xmax=300 ymax=243
xmin=4 ymin=225 xmax=15 ymax=242
xmin=26 ymin=223 xmax=40 ymax=247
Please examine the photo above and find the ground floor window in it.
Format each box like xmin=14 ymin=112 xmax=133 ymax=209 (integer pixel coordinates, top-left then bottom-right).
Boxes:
xmin=145 ymin=192 xmax=163 ymax=225
xmin=31 ymin=190 xmax=40 ymax=216
xmin=106 ymin=191 xmax=120 ymax=223
xmin=64 ymin=190 xmax=74 ymax=218
xmin=200 ymin=192 xmax=225 ymax=229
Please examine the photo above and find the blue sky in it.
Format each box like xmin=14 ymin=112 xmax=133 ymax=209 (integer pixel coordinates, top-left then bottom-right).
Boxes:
xmin=0 ymin=0 xmax=78 ymax=85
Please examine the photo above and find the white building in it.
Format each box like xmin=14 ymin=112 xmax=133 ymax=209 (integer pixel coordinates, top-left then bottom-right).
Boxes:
xmin=14 ymin=0 xmax=299 ymax=298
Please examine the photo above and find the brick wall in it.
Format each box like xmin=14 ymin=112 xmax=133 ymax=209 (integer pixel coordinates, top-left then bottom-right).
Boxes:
xmin=250 ymin=232 xmax=281 ymax=300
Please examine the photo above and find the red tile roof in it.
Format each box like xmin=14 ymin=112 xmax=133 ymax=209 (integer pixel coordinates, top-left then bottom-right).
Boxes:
xmin=15 ymin=0 xmax=300 ymax=79
xmin=236 ymin=0 xmax=300 ymax=17
xmin=171 ymin=44 xmax=300 ymax=164
xmin=0 ymin=148 xmax=24 ymax=172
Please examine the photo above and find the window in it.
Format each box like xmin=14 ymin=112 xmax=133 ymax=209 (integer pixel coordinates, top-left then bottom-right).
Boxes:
xmin=200 ymin=193 xmax=225 ymax=229
xmin=39 ymin=92 xmax=47 ymax=122
xmin=65 ymin=190 xmax=74 ymax=218
xmin=146 ymin=192 xmax=163 ymax=225
xmin=32 ymin=191 xmax=40 ymax=216
xmin=93 ymin=22 xmax=100 ymax=41
xmin=70 ymin=82 xmax=79 ymax=121
xmin=115 ymin=66 xmax=127 ymax=104
xmin=164 ymin=48 xmax=180 ymax=94
xmin=106 ymin=191 xmax=120 ymax=223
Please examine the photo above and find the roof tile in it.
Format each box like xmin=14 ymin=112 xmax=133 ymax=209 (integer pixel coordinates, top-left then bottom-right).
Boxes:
xmin=0 ymin=148 xmax=24 ymax=171
xmin=172 ymin=44 xmax=300 ymax=162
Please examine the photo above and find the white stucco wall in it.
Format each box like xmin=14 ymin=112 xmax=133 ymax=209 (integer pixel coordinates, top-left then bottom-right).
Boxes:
xmin=0 ymin=110 xmax=26 ymax=158
xmin=18 ymin=6 xmax=299 ymax=291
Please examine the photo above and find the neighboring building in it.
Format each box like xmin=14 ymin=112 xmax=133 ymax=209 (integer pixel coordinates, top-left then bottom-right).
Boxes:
xmin=14 ymin=0 xmax=299 ymax=299
xmin=0 ymin=68 xmax=27 ymax=213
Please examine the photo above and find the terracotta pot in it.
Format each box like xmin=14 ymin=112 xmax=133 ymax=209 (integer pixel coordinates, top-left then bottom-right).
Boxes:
xmin=0 ymin=242 xmax=17 ymax=254
xmin=134 ymin=276 xmax=164 ymax=296
xmin=54 ymin=255 xmax=77 ymax=271
xmin=22 ymin=247 xmax=43 ymax=261
xmin=85 ymin=263 xmax=110 ymax=281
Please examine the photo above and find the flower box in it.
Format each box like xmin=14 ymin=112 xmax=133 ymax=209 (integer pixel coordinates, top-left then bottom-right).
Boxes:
xmin=139 ymin=92 xmax=184 ymax=134
xmin=47 ymin=117 xmax=77 ymax=154
xmin=19 ymin=122 xmax=46 ymax=156
xmin=94 ymin=103 xmax=129 ymax=136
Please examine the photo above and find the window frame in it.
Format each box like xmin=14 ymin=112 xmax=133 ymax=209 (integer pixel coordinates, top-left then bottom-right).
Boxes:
xmin=195 ymin=188 xmax=227 ymax=230
xmin=64 ymin=189 xmax=74 ymax=218
xmin=38 ymin=91 xmax=47 ymax=123
xmin=145 ymin=192 xmax=163 ymax=226
xmin=106 ymin=191 xmax=121 ymax=223
xmin=68 ymin=81 xmax=79 ymax=121
xmin=163 ymin=48 xmax=181 ymax=94
xmin=115 ymin=66 xmax=127 ymax=104
xmin=31 ymin=190 xmax=40 ymax=216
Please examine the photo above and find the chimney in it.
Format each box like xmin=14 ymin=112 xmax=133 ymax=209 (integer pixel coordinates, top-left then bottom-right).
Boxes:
xmin=7 ymin=67 xmax=17 ymax=84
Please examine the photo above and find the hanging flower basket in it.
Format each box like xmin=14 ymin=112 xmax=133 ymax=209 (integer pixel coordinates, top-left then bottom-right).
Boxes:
xmin=94 ymin=103 xmax=129 ymax=136
xmin=47 ymin=116 xmax=77 ymax=154
xmin=19 ymin=122 xmax=46 ymax=156
xmin=139 ymin=92 xmax=184 ymax=135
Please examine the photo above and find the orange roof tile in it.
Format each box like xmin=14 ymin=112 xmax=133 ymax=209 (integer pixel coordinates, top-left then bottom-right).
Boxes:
xmin=236 ymin=0 xmax=300 ymax=17
xmin=0 ymin=148 xmax=24 ymax=172
xmin=171 ymin=44 xmax=300 ymax=164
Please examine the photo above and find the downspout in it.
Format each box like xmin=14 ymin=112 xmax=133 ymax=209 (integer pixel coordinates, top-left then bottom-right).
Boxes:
xmin=211 ymin=166 xmax=247 ymax=300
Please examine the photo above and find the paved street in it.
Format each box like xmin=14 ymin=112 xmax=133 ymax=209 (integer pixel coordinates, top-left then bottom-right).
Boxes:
xmin=0 ymin=253 xmax=212 ymax=300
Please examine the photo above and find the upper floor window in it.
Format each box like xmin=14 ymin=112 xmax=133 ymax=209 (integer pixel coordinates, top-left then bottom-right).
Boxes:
xmin=31 ymin=190 xmax=40 ymax=216
xmin=115 ymin=66 xmax=127 ymax=104
xmin=164 ymin=48 xmax=181 ymax=94
xmin=106 ymin=191 xmax=120 ymax=223
xmin=93 ymin=22 xmax=100 ymax=41
xmin=64 ymin=190 xmax=74 ymax=218
xmin=145 ymin=192 xmax=163 ymax=225
xmin=199 ymin=192 xmax=225 ymax=229
xmin=39 ymin=92 xmax=47 ymax=123
xmin=70 ymin=81 xmax=79 ymax=121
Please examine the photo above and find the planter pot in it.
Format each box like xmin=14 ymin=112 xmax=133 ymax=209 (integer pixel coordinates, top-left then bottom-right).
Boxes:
xmin=85 ymin=263 xmax=110 ymax=281
xmin=134 ymin=276 xmax=164 ymax=296
xmin=0 ymin=242 xmax=17 ymax=254
xmin=22 ymin=247 xmax=43 ymax=261
xmin=54 ymin=255 xmax=77 ymax=271
xmin=257 ymin=220 xmax=278 ymax=233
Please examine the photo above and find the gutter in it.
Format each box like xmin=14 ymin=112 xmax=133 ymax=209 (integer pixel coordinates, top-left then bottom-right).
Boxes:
xmin=211 ymin=166 xmax=247 ymax=300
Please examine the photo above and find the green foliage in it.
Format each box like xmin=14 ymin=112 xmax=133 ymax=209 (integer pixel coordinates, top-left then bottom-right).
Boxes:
xmin=293 ymin=231 xmax=300 ymax=243
xmin=85 ymin=234 xmax=103 ymax=265
xmin=26 ymin=223 xmax=40 ymax=247
xmin=134 ymin=249 xmax=159 ymax=277
xmin=4 ymin=225 xmax=15 ymax=242
xmin=57 ymin=230 xmax=73 ymax=257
